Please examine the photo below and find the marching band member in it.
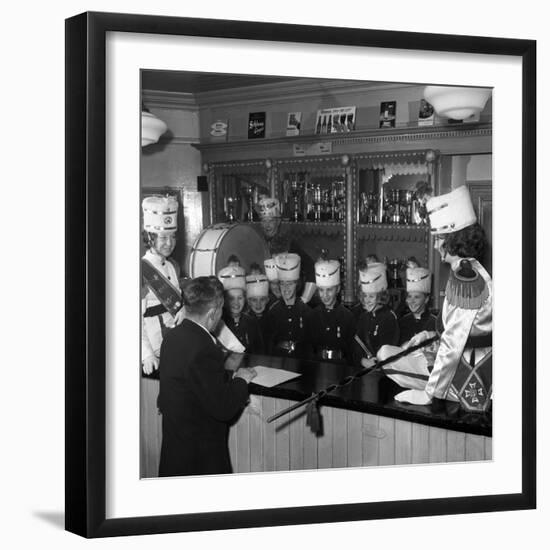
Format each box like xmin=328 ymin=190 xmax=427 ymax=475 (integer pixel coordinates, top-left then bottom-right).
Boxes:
xmin=353 ymin=262 xmax=399 ymax=363
xmin=264 ymin=257 xmax=282 ymax=307
xmin=265 ymin=253 xmax=313 ymax=358
xmin=245 ymin=273 xmax=271 ymax=345
xmin=218 ymin=265 xmax=264 ymax=354
xmin=258 ymin=197 xmax=317 ymax=304
xmin=398 ymin=267 xmax=436 ymax=345
xmin=308 ymin=259 xmax=355 ymax=363
xmin=380 ymin=186 xmax=492 ymax=412
xmin=141 ymin=195 xmax=185 ymax=375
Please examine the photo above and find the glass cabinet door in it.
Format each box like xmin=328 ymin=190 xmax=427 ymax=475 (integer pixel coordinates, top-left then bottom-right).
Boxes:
xmin=208 ymin=160 xmax=270 ymax=224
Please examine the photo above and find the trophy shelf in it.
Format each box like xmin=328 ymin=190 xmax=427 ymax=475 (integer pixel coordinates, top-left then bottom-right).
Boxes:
xmin=357 ymin=224 xmax=429 ymax=242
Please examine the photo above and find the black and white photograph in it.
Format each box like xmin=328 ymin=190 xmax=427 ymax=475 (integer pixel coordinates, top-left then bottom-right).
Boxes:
xmin=58 ymin=7 xmax=539 ymax=542
xmin=286 ymin=111 xmax=302 ymax=136
xmin=140 ymin=71 xmax=494 ymax=479
xmin=379 ymin=100 xmax=397 ymax=127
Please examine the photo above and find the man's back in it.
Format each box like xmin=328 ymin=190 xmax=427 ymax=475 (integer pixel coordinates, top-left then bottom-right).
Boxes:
xmin=158 ymin=319 xmax=249 ymax=476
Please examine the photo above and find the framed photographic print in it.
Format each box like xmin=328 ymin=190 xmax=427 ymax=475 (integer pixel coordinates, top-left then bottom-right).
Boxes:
xmin=65 ymin=11 xmax=536 ymax=538
xmin=286 ymin=111 xmax=302 ymax=136
xmin=379 ymin=100 xmax=397 ymax=128
xmin=248 ymin=111 xmax=266 ymax=138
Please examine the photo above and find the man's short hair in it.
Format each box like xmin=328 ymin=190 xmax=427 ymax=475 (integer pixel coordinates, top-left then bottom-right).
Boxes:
xmin=182 ymin=276 xmax=224 ymax=316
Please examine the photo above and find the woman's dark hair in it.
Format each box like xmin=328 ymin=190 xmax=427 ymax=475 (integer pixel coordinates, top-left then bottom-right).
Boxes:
xmin=182 ymin=276 xmax=224 ymax=316
xmin=142 ymin=230 xmax=177 ymax=249
xmin=248 ymin=262 xmax=263 ymax=275
xmin=442 ymin=223 xmax=487 ymax=261
xmin=227 ymin=254 xmax=241 ymax=265
xmin=142 ymin=230 xmax=156 ymax=248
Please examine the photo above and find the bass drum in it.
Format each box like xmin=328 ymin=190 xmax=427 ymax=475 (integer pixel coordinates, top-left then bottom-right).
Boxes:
xmin=188 ymin=223 xmax=269 ymax=277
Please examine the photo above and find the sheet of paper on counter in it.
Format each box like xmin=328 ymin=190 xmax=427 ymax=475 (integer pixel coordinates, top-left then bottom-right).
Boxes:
xmin=250 ymin=366 xmax=301 ymax=388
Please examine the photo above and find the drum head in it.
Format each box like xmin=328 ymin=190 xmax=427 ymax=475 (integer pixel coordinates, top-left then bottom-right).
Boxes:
xmin=188 ymin=223 xmax=268 ymax=277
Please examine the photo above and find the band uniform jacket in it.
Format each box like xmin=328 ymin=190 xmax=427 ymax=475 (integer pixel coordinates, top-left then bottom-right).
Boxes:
xmin=158 ymin=319 xmax=249 ymax=477
xmin=425 ymin=258 xmax=492 ymax=404
xmin=398 ymin=310 xmax=437 ymax=346
xmin=265 ymin=299 xmax=313 ymax=358
xmin=223 ymin=312 xmax=264 ymax=354
xmin=349 ymin=302 xmax=364 ymax=322
xmin=353 ymin=305 xmax=399 ymax=364
xmin=308 ymin=303 xmax=356 ymax=363
xmin=141 ymin=250 xmax=181 ymax=362
xmin=247 ymin=309 xmax=271 ymax=348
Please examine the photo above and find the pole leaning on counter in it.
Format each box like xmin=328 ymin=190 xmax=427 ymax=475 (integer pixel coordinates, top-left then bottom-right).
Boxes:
xmin=266 ymin=335 xmax=440 ymax=425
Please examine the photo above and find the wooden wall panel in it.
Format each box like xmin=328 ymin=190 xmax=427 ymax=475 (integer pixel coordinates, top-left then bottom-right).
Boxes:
xmin=378 ymin=416 xmax=396 ymax=466
xmin=235 ymin=409 xmax=251 ymax=473
xmin=261 ymin=396 xmax=277 ymax=471
xmin=428 ymin=427 xmax=447 ymax=463
xmin=362 ymin=414 xmax=381 ymax=467
xmin=411 ymin=423 xmax=430 ymax=464
xmin=484 ymin=437 xmax=493 ymax=460
xmin=318 ymin=406 xmax=334 ymax=469
xmin=140 ymin=377 xmax=162 ymax=478
xmin=465 ymin=433 xmax=486 ymax=461
xmin=303 ymin=415 xmax=319 ymax=471
xmin=289 ymin=408 xmax=306 ymax=471
xmin=248 ymin=397 xmax=264 ymax=472
xmin=395 ymin=420 xmax=413 ymax=464
xmin=274 ymin=399 xmax=291 ymax=472
xmin=332 ymin=408 xmax=348 ymax=468
xmin=446 ymin=431 xmax=466 ymax=462
xmin=346 ymin=410 xmax=363 ymax=467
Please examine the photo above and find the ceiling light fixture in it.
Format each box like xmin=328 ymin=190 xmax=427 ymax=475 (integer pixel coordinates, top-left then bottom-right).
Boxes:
xmin=141 ymin=104 xmax=168 ymax=147
xmin=423 ymin=86 xmax=491 ymax=121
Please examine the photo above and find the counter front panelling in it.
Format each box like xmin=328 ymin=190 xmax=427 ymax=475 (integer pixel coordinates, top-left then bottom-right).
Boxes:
xmin=141 ymin=377 xmax=491 ymax=478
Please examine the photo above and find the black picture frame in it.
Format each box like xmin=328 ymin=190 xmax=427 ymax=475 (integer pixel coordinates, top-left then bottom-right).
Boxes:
xmin=65 ymin=11 xmax=536 ymax=538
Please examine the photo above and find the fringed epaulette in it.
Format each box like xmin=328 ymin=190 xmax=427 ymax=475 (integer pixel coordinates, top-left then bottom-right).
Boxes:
xmin=446 ymin=259 xmax=489 ymax=310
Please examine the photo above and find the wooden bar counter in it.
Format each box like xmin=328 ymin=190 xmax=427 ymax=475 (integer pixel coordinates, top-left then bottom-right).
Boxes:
xmin=141 ymin=354 xmax=492 ymax=478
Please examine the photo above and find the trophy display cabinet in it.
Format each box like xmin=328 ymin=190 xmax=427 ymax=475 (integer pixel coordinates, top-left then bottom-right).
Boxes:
xmin=200 ymin=148 xmax=443 ymax=308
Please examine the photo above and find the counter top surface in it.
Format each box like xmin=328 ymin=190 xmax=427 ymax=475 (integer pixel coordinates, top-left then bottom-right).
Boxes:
xmin=145 ymin=352 xmax=492 ymax=437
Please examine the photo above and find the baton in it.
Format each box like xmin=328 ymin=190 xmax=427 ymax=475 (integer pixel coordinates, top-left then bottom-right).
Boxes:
xmin=266 ymin=335 xmax=439 ymax=424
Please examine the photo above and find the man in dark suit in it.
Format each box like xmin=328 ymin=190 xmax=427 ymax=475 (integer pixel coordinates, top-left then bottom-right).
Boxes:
xmin=158 ymin=276 xmax=256 ymax=477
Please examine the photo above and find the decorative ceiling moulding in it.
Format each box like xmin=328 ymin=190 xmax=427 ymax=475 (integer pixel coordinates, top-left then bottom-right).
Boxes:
xmin=194 ymin=80 xmax=418 ymax=109
xmin=141 ymin=89 xmax=199 ymax=111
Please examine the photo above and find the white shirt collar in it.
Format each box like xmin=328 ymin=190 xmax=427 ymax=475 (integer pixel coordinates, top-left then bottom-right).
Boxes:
xmin=144 ymin=248 xmax=166 ymax=267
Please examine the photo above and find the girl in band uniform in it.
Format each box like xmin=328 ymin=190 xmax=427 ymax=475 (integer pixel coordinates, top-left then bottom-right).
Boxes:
xmin=218 ymin=265 xmax=264 ymax=354
xmin=353 ymin=262 xmax=399 ymax=364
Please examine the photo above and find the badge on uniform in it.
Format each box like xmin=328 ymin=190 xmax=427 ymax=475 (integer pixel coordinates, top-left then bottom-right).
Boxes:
xmin=451 ymin=350 xmax=492 ymax=412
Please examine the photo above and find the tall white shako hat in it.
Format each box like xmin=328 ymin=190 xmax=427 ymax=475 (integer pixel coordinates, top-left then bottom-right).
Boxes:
xmin=264 ymin=258 xmax=279 ymax=282
xmin=245 ymin=274 xmax=269 ymax=298
xmin=359 ymin=262 xmax=387 ymax=293
xmin=275 ymin=253 xmax=301 ymax=281
xmin=406 ymin=267 xmax=432 ymax=294
xmin=218 ymin=265 xmax=246 ymax=291
xmin=142 ymin=195 xmax=178 ymax=233
xmin=315 ymin=260 xmax=341 ymax=288
xmin=257 ymin=197 xmax=281 ymax=219
xmin=426 ymin=185 xmax=477 ymax=235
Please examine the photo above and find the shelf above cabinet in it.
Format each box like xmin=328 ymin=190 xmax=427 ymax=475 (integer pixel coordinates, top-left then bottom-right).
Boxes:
xmin=280 ymin=221 xmax=345 ymax=237
xmin=193 ymin=122 xmax=492 ymax=161
xmin=357 ymin=224 xmax=429 ymax=243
